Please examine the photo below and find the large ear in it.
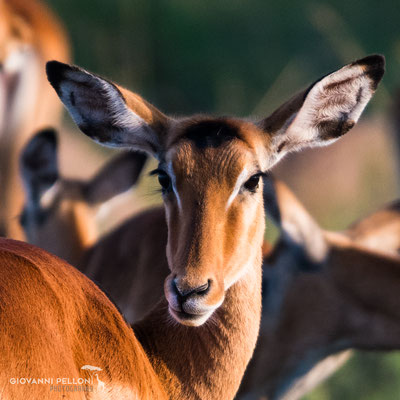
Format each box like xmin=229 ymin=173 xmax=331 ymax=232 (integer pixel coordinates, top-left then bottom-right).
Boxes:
xmin=46 ymin=61 xmax=169 ymax=156
xmin=20 ymin=128 xmax=59 ymax=203
xmin=259 ymin=55 xmax=385 ymax=164
xmin=84 ymin=151 xmax=148 ymax=204
xmin=263 ymin=174 xmax=328 ymax=262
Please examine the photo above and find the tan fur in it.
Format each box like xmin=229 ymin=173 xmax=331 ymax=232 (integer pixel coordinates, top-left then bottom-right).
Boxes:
xmin=0 ymin=0 xmax=70 ymax=239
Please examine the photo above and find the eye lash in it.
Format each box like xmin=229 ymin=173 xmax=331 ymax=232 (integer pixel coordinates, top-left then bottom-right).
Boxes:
xmin=149 ymin=168 xmax=166 ymax=176
xmin=253 ymin=171 xmax=267 ymax=178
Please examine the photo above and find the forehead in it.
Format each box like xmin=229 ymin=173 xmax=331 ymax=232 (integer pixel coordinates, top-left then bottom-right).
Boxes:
xmin=164 ymin=118 xmax=264 ymax=182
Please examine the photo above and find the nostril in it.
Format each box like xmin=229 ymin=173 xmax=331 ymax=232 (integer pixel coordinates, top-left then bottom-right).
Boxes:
xmin=195 ymin=279 xmax=211 ymax=295
xmin=172 ymin=279 xmax=212 ymax=298
xmin=171 ymin=279 xmax=181 ymax=297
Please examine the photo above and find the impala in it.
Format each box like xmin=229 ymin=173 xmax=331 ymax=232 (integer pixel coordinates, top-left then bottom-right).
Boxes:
xmin=0 ymin=0 xmax=70 ymax=239
xmin=238 ymin=176 xmax=400 ymax=400
xmin=21 ymin=130 xmax=400 ymax=399
xmin=17 ymin=173 xmax=400 ymax=400
xmin=1 ymin=55 xmax=383 ymax=399
xmin=20 ymin=127 xmax=148 ymax=269
xmin=45 ymin=54 xmax=384 ymax=398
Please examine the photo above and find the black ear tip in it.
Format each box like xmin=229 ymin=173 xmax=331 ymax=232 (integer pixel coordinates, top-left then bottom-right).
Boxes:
xmin=35 ymin=127 xmax=58 ymax=146
xmin=21 ymin=128 xmax=59 ymax=171
xmin=23 ymin=128 xmax=58 ymax=157
xmin=46 ymin=60 xmax=70 ymax=91
xmin=356 ymin=54 xmax=385 ymax=65
xmin=354 ymin=54 xmax=385 ymax=88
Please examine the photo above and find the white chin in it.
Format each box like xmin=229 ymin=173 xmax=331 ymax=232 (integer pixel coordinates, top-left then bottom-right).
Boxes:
xmin=169 ymin=307 xmax=213 ymax=327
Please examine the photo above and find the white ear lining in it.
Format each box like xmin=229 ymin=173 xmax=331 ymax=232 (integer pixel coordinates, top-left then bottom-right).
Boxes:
xmin=285 ymin=63 xmax=374 ymax=146
xmin=56 ymin=68 xmax=161 ymax=153
xmin=60 ymin=69 xmax=146 ymax=132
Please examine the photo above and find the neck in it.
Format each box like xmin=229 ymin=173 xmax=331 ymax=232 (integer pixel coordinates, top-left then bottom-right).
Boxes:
xmin=134 ymin=252 xmax=262 ymax=400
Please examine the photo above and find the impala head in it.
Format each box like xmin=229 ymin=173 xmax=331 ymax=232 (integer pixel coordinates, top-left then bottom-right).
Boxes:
xmin=46 ymin=55 xmax=384 ymax=326
xmin=19 ymin=128 xmax=147 ymax=266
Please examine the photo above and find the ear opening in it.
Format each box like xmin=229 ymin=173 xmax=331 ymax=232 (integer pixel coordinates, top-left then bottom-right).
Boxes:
xmin=83 ymin=151 xmax=148 ymax=204
xmin=46 ymin=61 xmax=170 ymax=156
xmin=259 ymin=55 xmax=385 ymax=164
xmin=263 ymin=174 xmax=328 ymax=263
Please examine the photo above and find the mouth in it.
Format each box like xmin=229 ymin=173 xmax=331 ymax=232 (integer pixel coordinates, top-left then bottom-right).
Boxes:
xmin=168 ymin=306 xmax=213 ymax=327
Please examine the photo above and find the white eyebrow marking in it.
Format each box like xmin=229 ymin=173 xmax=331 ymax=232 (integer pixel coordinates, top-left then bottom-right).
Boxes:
xmin=167 ymin=162 xmax=182 ymax=210
xmin=226 ymin=167 xmax=248 ymax=210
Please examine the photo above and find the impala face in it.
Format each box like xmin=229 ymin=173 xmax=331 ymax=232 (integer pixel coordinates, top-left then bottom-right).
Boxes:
xmin=159 ymin=119 xmax=267 ymax=325
xmin=46 ymin=54 xmax=384 ymax=326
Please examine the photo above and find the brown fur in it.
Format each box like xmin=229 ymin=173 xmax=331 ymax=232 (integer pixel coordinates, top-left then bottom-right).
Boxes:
xmin=0 ymin=238 xmax=167 ymax=399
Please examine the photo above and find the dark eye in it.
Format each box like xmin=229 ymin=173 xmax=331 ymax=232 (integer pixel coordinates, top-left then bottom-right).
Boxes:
xmin=158 ymin=172 xmax=172 ymax=192
xmin=243 ymin=174 xmax=260 ymax=192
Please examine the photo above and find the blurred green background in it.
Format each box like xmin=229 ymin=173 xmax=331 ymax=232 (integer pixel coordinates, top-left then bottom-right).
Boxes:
xmin=47 ymin=0 xmax=400 ymax=398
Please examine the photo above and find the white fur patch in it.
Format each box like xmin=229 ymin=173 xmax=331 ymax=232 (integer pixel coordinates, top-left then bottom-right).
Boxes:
xmin=226 ymin=167 xmax=249 ymax=210
xmin=167 ymin=161 xmax=182 ymax=210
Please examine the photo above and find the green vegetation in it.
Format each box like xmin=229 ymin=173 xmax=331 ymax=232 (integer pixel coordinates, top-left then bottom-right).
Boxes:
xmin=50 ymin=0 xmax=399 ymax=116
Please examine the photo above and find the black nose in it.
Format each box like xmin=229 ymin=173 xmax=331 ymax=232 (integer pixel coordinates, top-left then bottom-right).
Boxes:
xmin=172 ymin=279 xmax=211 ymax=300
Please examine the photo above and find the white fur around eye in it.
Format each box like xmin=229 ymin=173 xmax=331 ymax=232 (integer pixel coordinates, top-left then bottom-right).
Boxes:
xmin=226 ymin=168 xmax=249 ymax=210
